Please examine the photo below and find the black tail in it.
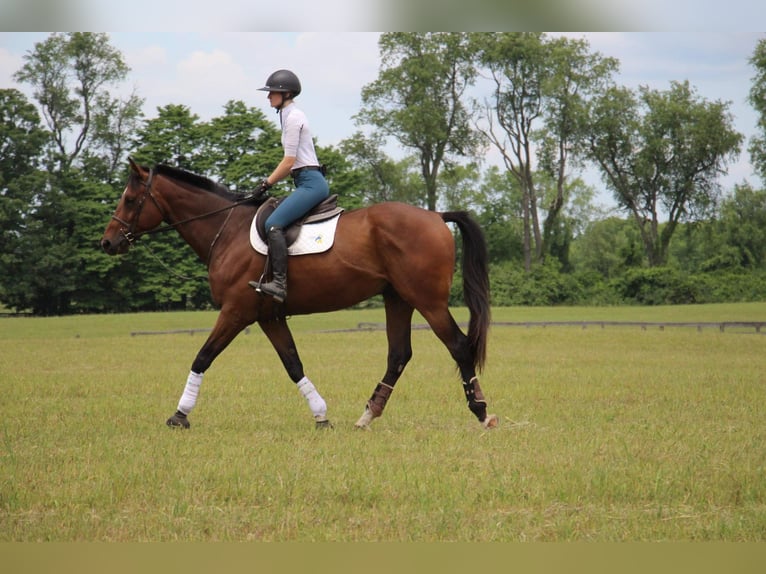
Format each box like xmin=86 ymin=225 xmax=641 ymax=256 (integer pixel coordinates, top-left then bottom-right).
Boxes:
xmin=441 ymin=211 xmax=491 ymax=372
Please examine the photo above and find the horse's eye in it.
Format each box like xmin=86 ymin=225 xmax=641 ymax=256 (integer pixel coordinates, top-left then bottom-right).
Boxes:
xmin=125 ymin=196 xmax=136 ymax=206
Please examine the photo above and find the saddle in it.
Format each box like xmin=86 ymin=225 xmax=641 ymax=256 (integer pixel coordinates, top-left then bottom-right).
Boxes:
xmin=254 ymin=194 xmax=344 ymax=246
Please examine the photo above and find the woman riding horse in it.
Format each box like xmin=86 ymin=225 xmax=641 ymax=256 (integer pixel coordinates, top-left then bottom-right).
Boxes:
xmin=248 ymin=69 xmax=329 ymax=304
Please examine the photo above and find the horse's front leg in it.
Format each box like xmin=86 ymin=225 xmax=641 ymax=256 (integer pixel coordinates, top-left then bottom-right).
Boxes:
xmin=258 ymin=316 xmax=332 ymax=429
xmin=166 ymin=309 xmax=249 ymax=429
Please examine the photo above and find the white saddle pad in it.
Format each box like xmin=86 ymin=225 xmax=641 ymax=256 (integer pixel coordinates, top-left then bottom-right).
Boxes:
xmin=249 ymin=214 xmax=341 ymax=256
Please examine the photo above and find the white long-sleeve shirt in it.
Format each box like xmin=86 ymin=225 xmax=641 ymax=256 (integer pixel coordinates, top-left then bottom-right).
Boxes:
xmin=279 ymin=103 xmax=319 ymax=170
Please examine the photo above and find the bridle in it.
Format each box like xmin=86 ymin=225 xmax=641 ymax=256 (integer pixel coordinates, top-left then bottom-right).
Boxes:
xmin=112 ymin=168 xmax=260 ymax=263
xmin=111 ymin=168 xmax=165 ymax=245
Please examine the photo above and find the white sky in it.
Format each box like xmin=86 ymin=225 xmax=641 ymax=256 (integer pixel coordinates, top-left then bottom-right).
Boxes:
xmin=1 ymin=32 xmax=764 ymax=205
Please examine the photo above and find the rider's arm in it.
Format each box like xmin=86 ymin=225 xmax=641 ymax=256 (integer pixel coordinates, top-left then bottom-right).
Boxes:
xmin=267 ymin=155 xmax=296 ymax=186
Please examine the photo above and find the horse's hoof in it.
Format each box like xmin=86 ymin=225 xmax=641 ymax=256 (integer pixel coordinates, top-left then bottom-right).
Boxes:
xmin=315 ymin=418 xmax=334 ymax=430
xmin=166 ymin=411 xmax=190 ymax=429
xmin=354 ymin=407 xmax=375 ymax=429
xmin=481 ymin=414 xmax=499 ymax=430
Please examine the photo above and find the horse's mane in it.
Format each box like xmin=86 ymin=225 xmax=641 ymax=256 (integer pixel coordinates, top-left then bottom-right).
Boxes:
xmin=154 ymin=163 xmax=242 ymax=202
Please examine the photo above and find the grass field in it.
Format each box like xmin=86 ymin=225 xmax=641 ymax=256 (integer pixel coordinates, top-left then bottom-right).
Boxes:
xmin=1 ymin=303 xmax=765 ymax=541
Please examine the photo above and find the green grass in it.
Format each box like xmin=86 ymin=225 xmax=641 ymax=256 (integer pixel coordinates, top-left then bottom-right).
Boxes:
xmin=1 ymin=303 xmax=765 ymax=541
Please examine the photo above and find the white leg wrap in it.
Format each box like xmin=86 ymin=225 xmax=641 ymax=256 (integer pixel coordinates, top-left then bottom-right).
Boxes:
xmin=177 ymin=371 xmax=203 ymax=415
xmin=297 ymin=376 xmax=327 ymax=419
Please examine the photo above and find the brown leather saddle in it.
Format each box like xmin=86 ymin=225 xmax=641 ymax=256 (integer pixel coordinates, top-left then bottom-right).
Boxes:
xmin=254 ymin=194 xmax=344 ymax=246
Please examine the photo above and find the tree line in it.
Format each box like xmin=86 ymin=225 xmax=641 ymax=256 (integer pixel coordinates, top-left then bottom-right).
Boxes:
xmin=2 ymin=32 xmax=766 ymax=315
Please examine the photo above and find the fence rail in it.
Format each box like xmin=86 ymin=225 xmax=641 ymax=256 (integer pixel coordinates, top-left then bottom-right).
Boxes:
xmin=128 ymin=321 xmax=765 ymax=336
xmin=351 ymin=321 xmax=766 ymax=333
xmin=130 ymin=327 xmax=251 ymax=336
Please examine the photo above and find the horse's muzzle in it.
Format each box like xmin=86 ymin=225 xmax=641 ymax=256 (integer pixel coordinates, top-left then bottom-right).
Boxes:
xmin=100 ymin=236 xmax=129 ymax=255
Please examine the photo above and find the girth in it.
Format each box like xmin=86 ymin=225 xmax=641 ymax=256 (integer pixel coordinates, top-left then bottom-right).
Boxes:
xmin=254 ymin=194 xmax=344 ymax=246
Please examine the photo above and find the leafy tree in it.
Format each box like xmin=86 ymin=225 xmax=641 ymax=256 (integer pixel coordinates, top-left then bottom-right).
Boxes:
xmin=670 ymin=220 xmax=734 ymax=273
xmin=313 ymin=142 xmax=368 ymax=210
xmin=536 ymin=36 xmax=617 ymax=260
xmin=131 ymin=104 xmax=204 ymax=171
xmin=2 ymin=174 xmax=75 ymax=314
xmin=337 ymin=131 xmax=423 ymax=207
xmin=472 ymin=32 xmax=617 ymax=271
xmin=82 ymin=89 xmax=144 ymax=185
xmin=473 ymin=165 xmax=524 ymax=265
xmin=356 ymin=32 xmax=481 ymax=211
xmin=0 ymin=89 xmax=49 ymax=178
xmin=0 ymin=89 xmax=49 ymax=310
xmin=438 ymin=161 xmax=484 ymax=212
xmin=196 ymin=99 xmax=282 ymax=193
xmin=570 ymin=216 xmax=645 ymax=279
xmin=13 ymin=32 xmax=132 ymax=172
xmin=718 ymin=183 xmax=766 ymax=269
xmin=6 ymin=33 xmax=141 ymax=314
xmin=125 ymin=105 xmax=219 ymax=310
xmin=586 ymin=80 xmax=743 ymax=267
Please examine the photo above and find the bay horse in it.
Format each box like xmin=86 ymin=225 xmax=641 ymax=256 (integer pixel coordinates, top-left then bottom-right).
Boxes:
xmin=101 ymin=158 xmax=497 ymax=430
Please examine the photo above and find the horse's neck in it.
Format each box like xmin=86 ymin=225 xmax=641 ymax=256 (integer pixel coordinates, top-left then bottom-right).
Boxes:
xmin=160 ymin=183 xmax=236 ymax=262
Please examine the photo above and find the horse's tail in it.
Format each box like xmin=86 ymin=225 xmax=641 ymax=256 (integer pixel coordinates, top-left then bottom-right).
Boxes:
xmin=441 ymin=211 xmax=491 ymax=372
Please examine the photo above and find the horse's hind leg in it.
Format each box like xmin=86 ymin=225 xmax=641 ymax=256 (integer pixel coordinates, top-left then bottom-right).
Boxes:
xmin=258 ymin=316 xmax=332 ymax=429
xmin=355 ymin=289 xmax=414 ymax=429
xmin=420 ymin=308 xmax=498 ymax=429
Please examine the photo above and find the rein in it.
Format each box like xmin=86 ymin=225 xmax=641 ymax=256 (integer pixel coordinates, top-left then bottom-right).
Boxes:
xmin=113 ymin=168 xmax=263 ymax=278
xmin=112 ymin=168 xmax=256 ymax=242
xmin=125 ymin=198 xmax=255 ymax=240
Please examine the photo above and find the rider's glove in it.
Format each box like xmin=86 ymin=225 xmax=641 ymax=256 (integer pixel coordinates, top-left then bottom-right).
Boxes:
xmin=257 ymin=179 xmax=272 ymax=196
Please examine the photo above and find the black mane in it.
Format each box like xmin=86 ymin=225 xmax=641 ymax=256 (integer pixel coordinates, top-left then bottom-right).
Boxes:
xmin=154 ymin=164 xmax=241 ymax=202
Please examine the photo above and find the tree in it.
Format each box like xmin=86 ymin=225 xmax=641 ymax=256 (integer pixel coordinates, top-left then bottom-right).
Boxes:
xmin=0 ymin=89 xmax=49 ymax=310
xmin=313 ymin=142 xmax=369 ymax=211
xmin=356 ymin=32 xmax=481 ymax=211
xmin=131 ymin=104 xmax=204 ymax=171
xmin=6 ymin=33 xmax=144 ymax=314
xmin=82 ymin=89 xmax=144 ymax=185
xmin=718 ymin=183 xmax=766 ymax=269
xmin=748 ymin=37 xmax=766 ymax=184
xmin=473 ymin=32 xmax=617 ymax=271
xmin=0 ymin=89 xmax=49 ymax=179
xmin=337 ymin=131 xmax=423 ymax=207
xmin=473 ymin=165 xmax=524 ymax=265
xmin=13 ymin=32 xmax=132 ymax=172
xmin=536 ymin=36 xmax=617 ymax=262
xmin=586 ymin=81 xmax=743 ymax=267
xmin=196 ymin=99 xmax=282 ymax=193
xmin=671 ymin=185 xmax=766 ymax=275
xmin=570 ymin=216 xmax=645 ymax=279
xmin=127 ymin=105 xmax=216 ymax=310
xmin=439 ymin=161 xmax=484 ymax=212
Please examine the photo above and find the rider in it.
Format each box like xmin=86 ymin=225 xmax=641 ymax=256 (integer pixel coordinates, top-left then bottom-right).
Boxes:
xmin=249 ymin=69 xmax=329 ymax=303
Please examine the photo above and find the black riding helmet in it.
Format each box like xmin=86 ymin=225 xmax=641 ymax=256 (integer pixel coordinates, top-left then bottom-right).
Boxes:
xmin=258 ymin=69 xmax=302 ymax=98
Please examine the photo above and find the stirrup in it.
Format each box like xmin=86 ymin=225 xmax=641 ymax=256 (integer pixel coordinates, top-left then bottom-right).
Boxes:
xmin=248 ymin=272 xmax=266 ymax=292
xmin=256 ymin=281 xmax=286 ymax=303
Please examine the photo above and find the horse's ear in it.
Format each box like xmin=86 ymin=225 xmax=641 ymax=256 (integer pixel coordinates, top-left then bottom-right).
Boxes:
xmin=128 ymin=156 xmax=140 ymax=174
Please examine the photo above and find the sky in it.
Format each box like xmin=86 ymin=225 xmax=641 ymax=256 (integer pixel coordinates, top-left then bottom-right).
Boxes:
xmin=1 ymin=0 xmax=765 ymax=33
xmin=1 ymin=31 xmax=764 ymax=206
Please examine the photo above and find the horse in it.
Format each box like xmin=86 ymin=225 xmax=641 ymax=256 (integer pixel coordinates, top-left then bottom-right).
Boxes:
xmin=101 ymin=158 xmax=498 ymax=430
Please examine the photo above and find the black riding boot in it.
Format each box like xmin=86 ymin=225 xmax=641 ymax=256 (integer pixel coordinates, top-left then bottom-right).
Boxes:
xmin=250 ymin=226 xmax=287 ymax=302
